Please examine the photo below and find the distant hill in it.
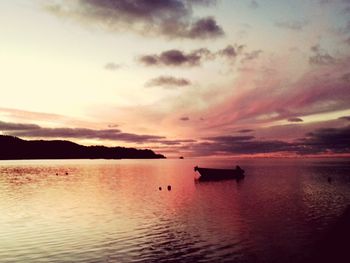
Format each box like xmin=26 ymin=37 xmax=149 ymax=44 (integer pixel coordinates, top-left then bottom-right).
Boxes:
xmin=0 ymin=135 xmax=166 ymax=160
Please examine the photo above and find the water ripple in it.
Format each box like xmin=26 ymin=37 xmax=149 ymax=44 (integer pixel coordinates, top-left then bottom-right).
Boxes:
xmin=0 ymin=159 xmax=349 ymax=262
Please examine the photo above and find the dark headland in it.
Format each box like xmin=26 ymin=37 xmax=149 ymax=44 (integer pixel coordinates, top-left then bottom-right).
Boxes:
xmin=0 ymin=135 xmax=166 ymax=160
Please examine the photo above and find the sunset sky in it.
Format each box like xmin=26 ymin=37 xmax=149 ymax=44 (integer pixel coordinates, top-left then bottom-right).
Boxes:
xmin=1 ymin=0 xmax=350 ymax=157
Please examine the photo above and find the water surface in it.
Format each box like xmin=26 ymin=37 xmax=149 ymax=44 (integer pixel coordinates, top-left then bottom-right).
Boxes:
xmin=0 ymin=158 xmax=349 ymax=262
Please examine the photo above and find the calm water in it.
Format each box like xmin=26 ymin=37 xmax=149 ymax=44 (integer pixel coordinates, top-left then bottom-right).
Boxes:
xmin=0 ymin=158 xmax=350 ymax=263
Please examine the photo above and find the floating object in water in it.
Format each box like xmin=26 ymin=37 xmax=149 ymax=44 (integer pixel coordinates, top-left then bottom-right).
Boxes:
xmin=55 ymin=173 xmax=58 ymax=176
xmin=65 ymin=172 xmax=69 ymax=175
xmin=179 ymin=156 xmax=184 ymax=159
xmin=194 ymin=165 xmax=245 ymax=181
xmin=159 ymin=187 xmax=162 ymax=191
xmin=167 ymin=185 xmax=172 ymax=191
xmin=328 ymin=177 xmax=332 ymax=183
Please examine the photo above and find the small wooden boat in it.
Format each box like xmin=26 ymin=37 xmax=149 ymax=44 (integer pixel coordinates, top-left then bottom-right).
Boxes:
xmin=194 ymin=165 xmax=245 ymax=181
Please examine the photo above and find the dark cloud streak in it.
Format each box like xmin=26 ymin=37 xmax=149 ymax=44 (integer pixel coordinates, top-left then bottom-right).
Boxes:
xmin=193 ymin=135 xmax=293 ymax=155
xmin=139 ymin=45 xmax=245 ymax=67
xmin=0 ymin=120 xmax=198 ymax=147
xmin=237 ymin=129 xmax=254 ymax=133
xmin=0 ymin=120 xmax=164 ymax=144
xmin=139 ymin=49 xmax=209 ymax=67
xmin=145 ymin=76 xmax=191 ymax=88
xmin=203 ymin=135 xmax=255 ymax=142
xmin=189 ymin=126 xmax=350 ymax=155
xmin=298 ymin=125 xmax=350 ymax=154
xmin=0 ymin=121 xmax=41 ymax=131
xmin=339 ymin=116 xmax=350 ymax=121
xmin=288 ymin=117 xmax=303 ymax=122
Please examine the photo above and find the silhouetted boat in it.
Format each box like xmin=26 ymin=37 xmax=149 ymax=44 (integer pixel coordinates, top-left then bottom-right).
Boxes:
xmin=194 ymin=166 xmax=245 ymax=181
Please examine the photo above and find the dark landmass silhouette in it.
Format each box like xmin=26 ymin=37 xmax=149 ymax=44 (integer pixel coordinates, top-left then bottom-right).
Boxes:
xmin=0 ymin=135 xmax=166 ymax=160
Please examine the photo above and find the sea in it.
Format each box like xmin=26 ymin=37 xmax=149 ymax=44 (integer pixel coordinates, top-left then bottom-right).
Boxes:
xmin=0 ymin=158 xmax=349 ymax=263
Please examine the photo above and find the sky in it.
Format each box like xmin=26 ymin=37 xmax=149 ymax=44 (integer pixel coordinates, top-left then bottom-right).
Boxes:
xmin=1 ymin=0 xmax=350 ymax=157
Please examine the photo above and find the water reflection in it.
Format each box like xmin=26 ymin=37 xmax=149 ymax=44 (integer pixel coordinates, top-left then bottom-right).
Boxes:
xmin=0 ymin=158 xmax=349 ymax=262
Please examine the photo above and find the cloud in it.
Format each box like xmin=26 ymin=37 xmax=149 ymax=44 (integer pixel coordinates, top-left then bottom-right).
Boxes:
xmin=201 ymin=50 xmax=350 ymax=132
xmin=0 ymin=121 xmax=41 ymax=131
xmin=249 ymin=0 xmax=259 ymax=9
xmin=217 ymin=44 xmax=245 ymax=60
xmin=104 ymin=63 xmax=122 ymax=70
xmin=275 ymin=20 xmax=308 ymax=31
xmin=0 ymin=120 xmax=165 ymax=144
xmin=187 ymin=126 xmax=350 ymax=156
xmin=241 ymin=50 xmax=262 ymax=62
xmin=11 ymin=128 xmax=164 ymax=144
xmin=339 ymin=116 xmax=350 ymax=121
xmin=288 ymin=117 xmax=303 ymax=122
xmin=203 ymin=135 xmax=255 ymax=142
xmin=309 ymin=45 xmax=336 ymax=65
xmin=0 ymin=120 xmax=199 ymax=147
xmin=145 ymin=76 xmax=191 ymax=88
xmin=297 ymin=125 xmax=350 ymax=154
xmin=44 ymin=0 xmax=224 ymax=39
xmin=217 ymin=45 xmax=236 ymax=58
xmin=138 ymin=55 xmax=159 ymax=66
xmin=155 ymin=139 xmax=196 ymax=145
xmin=237 ymin=129 xmax=254 ymax=133
xmin=186 ymin=16 xmax=224 ymax=38
xmin=139 ymin=48 xmax=211 ymax=67
xmin=192 ymin=135 xmax=293 ymax=155
xmin=139 ymin=45 xmax=245 ymax=67
xmin=180 ymin=116 xmax=190 ymax=121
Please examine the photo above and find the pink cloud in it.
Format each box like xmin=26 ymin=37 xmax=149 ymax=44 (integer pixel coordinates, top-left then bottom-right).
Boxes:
xmin=198 ymin=54 xmax=350 ymax=134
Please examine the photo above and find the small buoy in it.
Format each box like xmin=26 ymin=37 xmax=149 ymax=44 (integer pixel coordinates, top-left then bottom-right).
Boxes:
xmin=159 ymin=187 xmax=162 ymax=191
xmin=328 ymin=177 xmax=332 ymax=183
xmin=55 ymin=173 xmax=58 ymax=176
xmin=65 ymin=172 xmax=68 ymax=175
xmin=167 ymin=185 xmax=171 ymax=191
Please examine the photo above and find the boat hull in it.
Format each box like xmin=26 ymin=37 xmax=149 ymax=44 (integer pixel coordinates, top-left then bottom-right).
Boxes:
xmin=194 ymin=167 xmax=244 ymax=181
